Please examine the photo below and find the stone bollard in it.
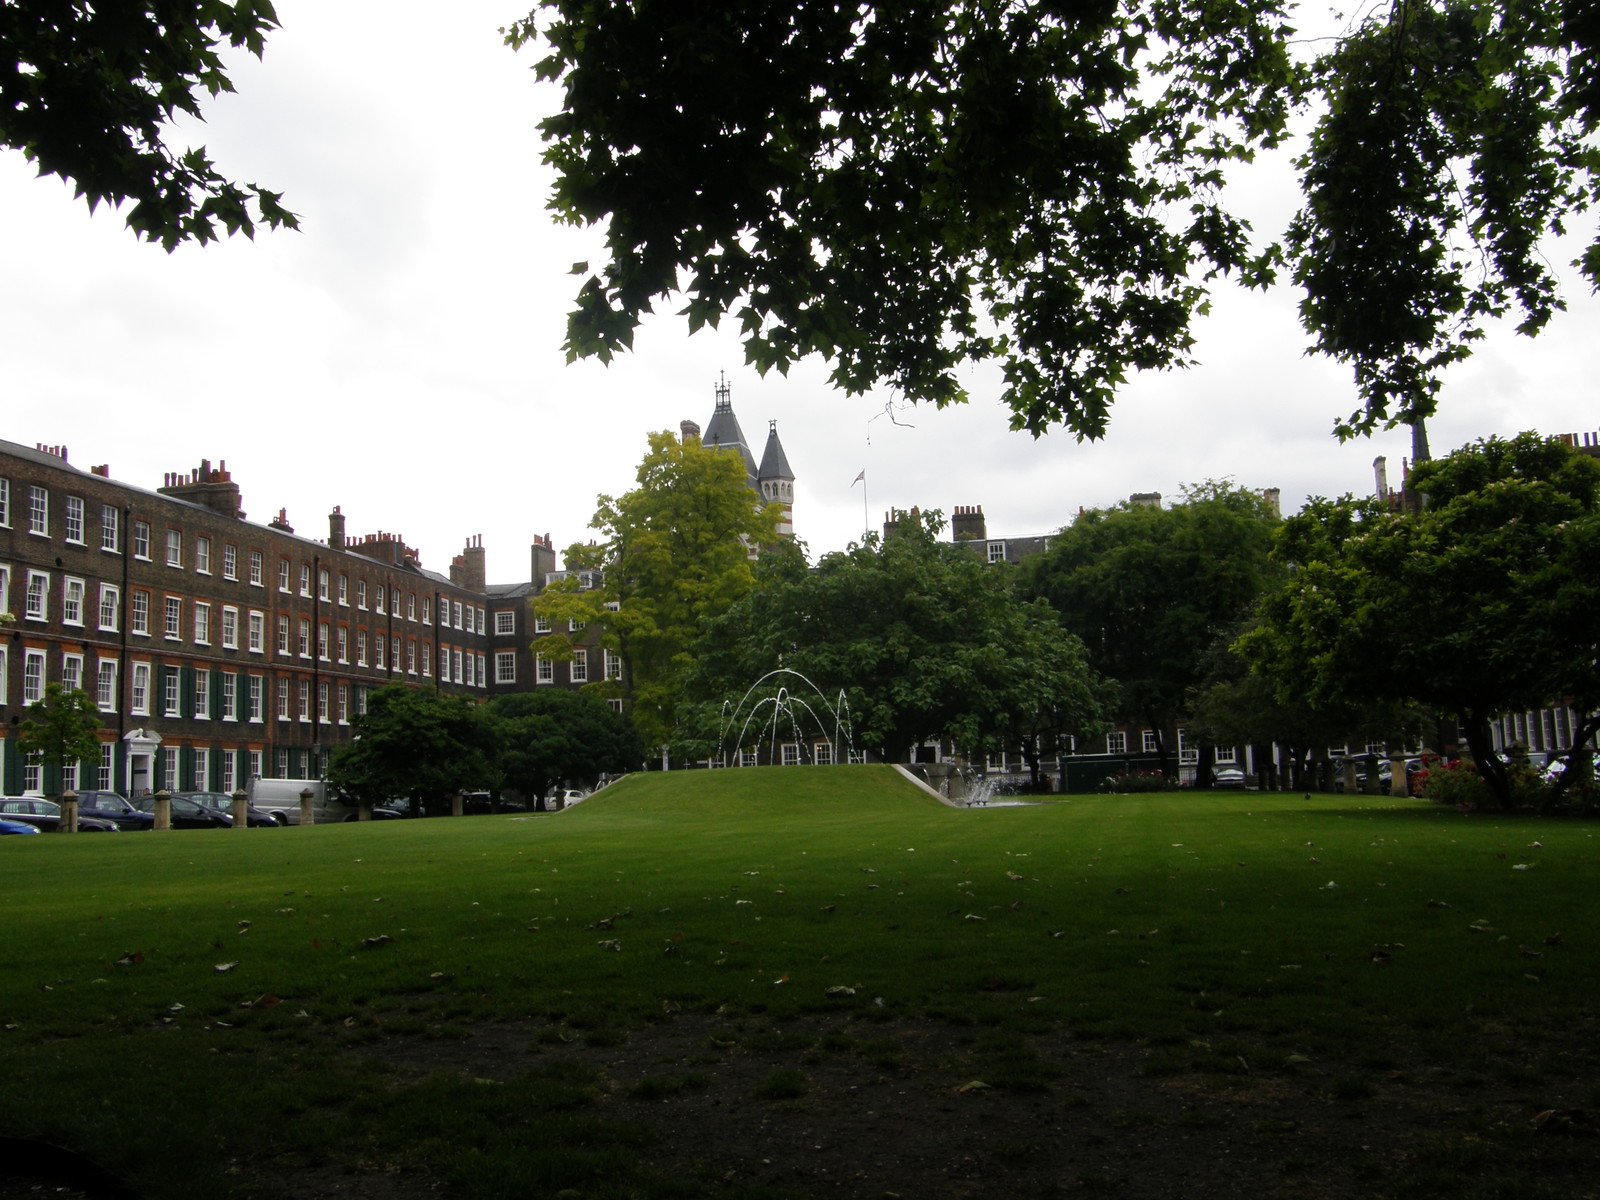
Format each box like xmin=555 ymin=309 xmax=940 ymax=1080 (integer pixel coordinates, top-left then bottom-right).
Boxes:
xmin=60 ymin=789 xmax=79 ymax=834
xmin=299 ymin=787 xmax=316 ymax=827
xmin=1389 ymin=756 xmax=1409 ymax=798
xmin=153 ymin=789 xmax=172 ymax=831
xmin=231 ymin=789 xmax=249 ymax=830
xmin=451 ymin=790 xmax=465 ymax=818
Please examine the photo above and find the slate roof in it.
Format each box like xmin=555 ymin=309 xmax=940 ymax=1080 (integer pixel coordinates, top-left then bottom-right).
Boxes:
xmin=758 ymin=422 xmax=793 ymax=483
xmin=702 ymin=398 xmax=759 ymax=484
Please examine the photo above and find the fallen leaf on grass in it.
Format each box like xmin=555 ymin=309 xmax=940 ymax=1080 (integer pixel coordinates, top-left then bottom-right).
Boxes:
xmin=1531 ymin=1109 xmax=1596 ymax=1136
xmin=113 ymin=952 xmax=144 ymax=968
xmin=214 ymin=962 xmax=238 ymax=973
xmin=361 ymin=936 xmax=394 ymax=949
xmin=956 ymin=1081 xmax=992 ymax=1093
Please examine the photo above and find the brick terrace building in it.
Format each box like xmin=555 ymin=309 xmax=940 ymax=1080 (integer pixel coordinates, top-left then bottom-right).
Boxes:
xmin=1 ymin=440 xmax=497 ymax=796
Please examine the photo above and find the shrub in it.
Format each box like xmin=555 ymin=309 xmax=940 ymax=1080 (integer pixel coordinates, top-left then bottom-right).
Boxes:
xmin=1101 ymin=770 xmax=1177 ymax=794
xmin=1416 ymin=757 xmax=1553 ymax=810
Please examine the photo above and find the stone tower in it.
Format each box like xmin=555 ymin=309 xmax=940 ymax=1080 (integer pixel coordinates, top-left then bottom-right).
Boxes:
xmin=698 ymin=373 xmax=796 ymax=541
xmin=757 ymin=419 xmax=794 ymax=538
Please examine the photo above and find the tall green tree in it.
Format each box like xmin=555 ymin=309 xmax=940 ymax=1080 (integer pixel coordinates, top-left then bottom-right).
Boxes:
xmin=533 ymin=429 xmax=782 ymax=751
xmin=327 ymin=685 xmax=496 ymax=811
xmin=686 ymin=511 xmax=1111 ymax=766
xmin=1022 ymin=483 xmax=1283 ymax=779
xmin=487 ymin=690 xmax=643 ymax=810
xmin=513 ymin=1 xmax=1597 ymax=440
xmin=17 ymin=684 xmax=102 ymax=799
xmin=1242 ymin=434 xmax=1600 ymax=808
xmin=1 ymin=0 xmax=297 ymax=248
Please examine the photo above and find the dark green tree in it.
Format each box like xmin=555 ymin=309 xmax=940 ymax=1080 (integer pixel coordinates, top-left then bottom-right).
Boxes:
xmin=326 ymin=685 xmax=497 ymax=813
xmin=1 ymin=0 xmax=297 ymax=248
xmin=1242 ymin=434 xmax=1600 ymax=808
xmin=1190 ymin=621 xmax=1421 ymax=790
xmin=1022 ymin=483 xmax=1283 ymax=780
xmin=513 ymin=1 xmax=1597 ymax=441
xmin=686 ymin=511 xmax=1110 ymax=765
xmin=534 ymin=429 xmax=782 ymax=751
xmin=1290 ymin=0 xmax=1597 ymax=443
xmin=487 ymin=690 xmax=643 ymax=810
xmin=17 ymin=684 xmax=102 ymax=800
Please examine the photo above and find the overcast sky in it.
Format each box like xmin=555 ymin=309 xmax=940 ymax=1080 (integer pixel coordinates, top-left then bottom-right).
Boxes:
xmin=4 ymin=2 xmax=1596 ymax=585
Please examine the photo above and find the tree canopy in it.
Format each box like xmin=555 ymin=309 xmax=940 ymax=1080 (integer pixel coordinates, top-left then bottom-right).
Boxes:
xmin=1189 ymin=619 xmax=1421 ymax=787
xmin=1242 ymin=434 xmax=1600 ymax=808
xmin=533 ymin=429 xmax=783 ymax=749
xmin=487 ymin=689 xmax=643 ymax=809
xmin=686 ymin=511 xmax=1111 ymax=765
xmin=514 ymin=0 xmax=1598 ymax=440
xmin=1021 ymin=482 xmax=1283 ymax=777
xmin=326 ymin=685 xmax=497 ymax=810
xmin=18 ymin=684 xmax=102 ymax=797
xmin=1289 ymin=1 xmax=1598 ymax=439
xmin=1 ymin=0 xmax=297 ymax=248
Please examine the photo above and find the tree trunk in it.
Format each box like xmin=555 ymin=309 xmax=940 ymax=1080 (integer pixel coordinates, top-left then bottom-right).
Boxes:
xmin=1459 ymin=710 xmax=1513 ymax=809
xmin=1544 ymin=712 xmax=1600 ymax=807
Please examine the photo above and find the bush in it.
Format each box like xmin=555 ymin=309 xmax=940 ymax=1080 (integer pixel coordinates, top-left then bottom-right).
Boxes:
xmin=1101 ymin=770 xmax=1176 ymax=794
xmin=1415 ymin=757 xmax=1553 ymax=810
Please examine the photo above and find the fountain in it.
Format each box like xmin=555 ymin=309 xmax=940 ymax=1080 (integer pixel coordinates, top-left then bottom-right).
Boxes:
xmin=718 ymin=669 xmax=855 ymax=766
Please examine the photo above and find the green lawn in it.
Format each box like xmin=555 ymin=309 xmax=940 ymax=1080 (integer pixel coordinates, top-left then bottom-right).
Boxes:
xmin=2 ymin=765 xmax=1595 ymax=1198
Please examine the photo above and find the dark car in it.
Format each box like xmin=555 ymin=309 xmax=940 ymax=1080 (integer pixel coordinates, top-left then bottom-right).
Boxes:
xmin=174 ymin=791 xmax=285 ymax=827
xmin=73 ymin=791 xmax=156 ymax=830
xmin=0 ymin=798 xmax=121 ymax=833
xmin=129 ymin=794 xmax=232 ymax=829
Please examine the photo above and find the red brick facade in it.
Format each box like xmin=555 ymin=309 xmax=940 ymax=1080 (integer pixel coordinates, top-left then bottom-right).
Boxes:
xmin=1 ymin=441 xmax=494 ymax=795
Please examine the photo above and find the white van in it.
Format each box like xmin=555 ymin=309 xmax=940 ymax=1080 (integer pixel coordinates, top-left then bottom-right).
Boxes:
xmin=247 ymin=779 xmax=353 ymax=825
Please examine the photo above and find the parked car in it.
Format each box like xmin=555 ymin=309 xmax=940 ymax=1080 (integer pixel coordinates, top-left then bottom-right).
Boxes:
xmin=73 ymin=792 xmax=156 ymax=830
xmin=174 ymin=791 xmax=285 ymax=827
xmin=0 ymin=798 xmax=121 ymax=833
xmin=129 ymin=793 xmax=232 ymax=829
xmin=1213 ymin=768 xmax=1247 ymax=789
xmin=0 ymin=817 xmax=42 ymax=836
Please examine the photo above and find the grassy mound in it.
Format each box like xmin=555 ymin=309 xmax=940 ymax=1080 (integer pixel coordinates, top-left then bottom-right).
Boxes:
xmin=1 ymin=766 xmax=1595 ymax=1198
